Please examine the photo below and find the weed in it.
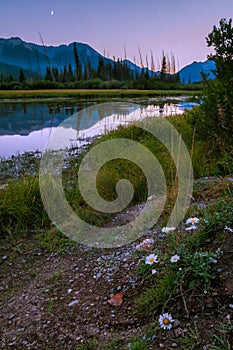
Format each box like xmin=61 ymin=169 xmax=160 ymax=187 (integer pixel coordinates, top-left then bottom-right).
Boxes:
xmin=75 ymin=338 xmax=99 ymax=350
xmin=209 ymin=320 xmax=233 ymax=350
xmin=47 ymin=272 xmax=62 ymax=283
xmin=179 ymin=322 xmax=201 ymax=350
xmin=47 ymin=299 xmax=53 ymax=314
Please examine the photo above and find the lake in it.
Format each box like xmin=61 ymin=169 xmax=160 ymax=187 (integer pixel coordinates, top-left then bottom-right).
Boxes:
xmin=0 ymin=97 xmax=198 ymax=160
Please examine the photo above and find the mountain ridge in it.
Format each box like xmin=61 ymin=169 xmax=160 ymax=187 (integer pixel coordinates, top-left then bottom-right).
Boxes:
xmin=0 ymin=37 xmax=216 ymax=83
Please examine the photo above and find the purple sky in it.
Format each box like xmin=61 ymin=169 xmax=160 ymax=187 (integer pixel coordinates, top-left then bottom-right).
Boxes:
xmin=1 ymin=0 xmax=233 ymax=68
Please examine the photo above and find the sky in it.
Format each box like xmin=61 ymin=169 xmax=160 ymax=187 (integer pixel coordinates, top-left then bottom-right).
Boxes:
xmin=1 ymin=0 xmax=233 ymax=69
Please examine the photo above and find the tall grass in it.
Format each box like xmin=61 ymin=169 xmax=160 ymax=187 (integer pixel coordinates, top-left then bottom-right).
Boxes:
xmin=0 ymin=175 xmax=50 ymax=237
xmin=0 ymin=108 xmax=232 ymax=239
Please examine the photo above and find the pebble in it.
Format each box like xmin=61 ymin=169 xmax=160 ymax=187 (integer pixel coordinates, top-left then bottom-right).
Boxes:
xmin=68 ymin=299 xmax=80 ymax=307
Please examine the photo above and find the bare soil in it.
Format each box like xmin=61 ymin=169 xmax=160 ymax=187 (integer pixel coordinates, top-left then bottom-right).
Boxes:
xmin=1 ymin=226 xmax=233 ymax=350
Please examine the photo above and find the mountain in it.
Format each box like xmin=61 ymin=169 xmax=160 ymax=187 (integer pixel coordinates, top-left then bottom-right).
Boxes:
xmin=0 ymin=37 xmax=142 ymax=77
xmin=0 ymin=61 xmax=39 ymax=80
xmin=0 ymin=37 xmax=216 ymax=83
xmin=179 ymin=60 xmax=216 ymax=83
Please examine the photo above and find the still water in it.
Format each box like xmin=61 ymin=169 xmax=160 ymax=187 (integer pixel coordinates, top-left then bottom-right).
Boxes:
xmin=0 ymin=98 xmax=198 ymax=159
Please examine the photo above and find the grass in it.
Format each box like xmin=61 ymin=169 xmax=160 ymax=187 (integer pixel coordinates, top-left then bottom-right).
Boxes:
xmin=0 ymin=88 xmax=200 ymax=101
xmin=135 ymin=177 xmax=232 ymax=313
xmin=209 ymin=321 xmax=233 ymax=350
xmin=0 ymin=91 xmax=232 ymax=348
xmin=0 ymin=105 xmax=232 ymax=240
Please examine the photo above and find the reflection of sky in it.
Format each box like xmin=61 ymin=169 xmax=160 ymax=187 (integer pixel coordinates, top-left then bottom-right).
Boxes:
xmin=0 ymin=127 xmax=56 ymax=159
xmin=0 ymin=102 xmax=197 ymax=159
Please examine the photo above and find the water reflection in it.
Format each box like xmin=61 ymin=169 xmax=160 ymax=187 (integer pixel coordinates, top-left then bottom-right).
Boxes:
xmin=0 ymin=100 xmax=198 ymax=159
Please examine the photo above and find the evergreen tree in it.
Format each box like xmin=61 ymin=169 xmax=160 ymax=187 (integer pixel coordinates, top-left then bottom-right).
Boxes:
xmin=45 ymin=67 xmax=52 ymax=81
xmin=189 ymin=18 xmax=233 ymax=150
xmin=19 ymin=68 xmax=26 ymax=83
xmin=52 ymin=67 xmax=59 ymax=81
xmin=160 ymin=52 xmax=167 ymax=81
xmin=68 ymin=63 xmax=74 ymax=82
xmin=63 ymin=65 xmax=67 ymax=83
xmin=73 ymin=42 xmax=82 ymax=80
xmin=97 ymin=56 xmax=106 ymax=80
xmin=206 ymin=18 xmax=233 ymax=81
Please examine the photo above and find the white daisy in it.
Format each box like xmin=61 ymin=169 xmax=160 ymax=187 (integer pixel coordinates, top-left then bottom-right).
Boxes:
xmin=185 ymin=225 xmax=198 ymax=231
xmin=185 ymin=217 xmax=199 ymax=225
xmin=158 ymin=313 xmax=174 ymax=330
xmin=170 ymin=254 xmax=180 ymax=263
xmin=161 ymin=227 xmax=176 ymax=233
xmin=145 ymin=254 xmax=158 ymax=265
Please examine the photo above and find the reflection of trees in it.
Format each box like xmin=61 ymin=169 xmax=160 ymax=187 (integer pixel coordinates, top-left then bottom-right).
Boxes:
xmin=159 ymin=103 xmax=165 ymax=116
xmin=23 ymin=104 xmax=27 ymax=114
xmin=48 ymin=105 xmax=61 ymax=115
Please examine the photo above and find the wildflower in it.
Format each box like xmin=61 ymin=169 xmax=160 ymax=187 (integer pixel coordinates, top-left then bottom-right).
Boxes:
xmin=152 ymin=269 xmax=158 ymax=274
xmin=185 ymin=217 xmax=199 ymax=225
xmin=161 ymin=226 xmax=176 ymax=233
xmin=170 ymin=254 xmax=180 ymax=263
xmin=225 ymin=226 xmax=233 ymax=233
xmin=145 ymin=253 xmax=158 ymax=265
xmin=158 ymin=313 xmax=174 ymax=330
xmin=185 ymin=225 xmax=198 ymax=231
xmin=209 ymin=257 xmax=217 ymax=264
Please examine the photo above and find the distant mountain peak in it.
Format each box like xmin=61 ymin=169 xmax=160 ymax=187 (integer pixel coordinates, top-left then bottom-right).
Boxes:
xmin=0 ymin=37 xmax=216 ymax=83
xmin=7 ymin=37 xmax=23 ymax=45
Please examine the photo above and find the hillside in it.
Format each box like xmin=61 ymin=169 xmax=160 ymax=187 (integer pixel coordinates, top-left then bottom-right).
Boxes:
xmin=0 ymin=37 xmax=216 ymax=83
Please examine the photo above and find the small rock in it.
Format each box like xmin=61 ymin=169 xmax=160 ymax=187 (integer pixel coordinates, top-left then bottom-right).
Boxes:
xmin=173 ymin=319 xmax=181 ymax=328
xmin=68 ymin=299 xmax=79 ymax=307
xmin=9 ymin=314 xmax=15 ymax=320
xmin=136 ymin=238 xmax=154 ymax=251
xmin=21 ymin=340 xmax=28 ymax=346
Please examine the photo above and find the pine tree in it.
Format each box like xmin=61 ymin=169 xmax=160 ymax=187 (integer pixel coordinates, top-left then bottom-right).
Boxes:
xmin=52 ymin=67 xmax=59 ymax=81
xmin=19 ymin=68 xmax=26 ymax=83
xmin=68 ymin=63 xmax=74 ymax=82
xmin=45 ymin=67 xmax=52 ymax=81
xmin=160 ymin=52 xmax=167 ymax=82
xmin=63 ymin=65 xmax=67 ymax=83
xmin=97 ymin=56 xmax=106 ymax=79
xmin=73 ymin=42 xmax=82 ymax=80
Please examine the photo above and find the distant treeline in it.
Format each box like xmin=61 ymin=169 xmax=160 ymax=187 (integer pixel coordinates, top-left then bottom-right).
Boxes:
xmin=0 ymin=43 xmax=201 ymax=90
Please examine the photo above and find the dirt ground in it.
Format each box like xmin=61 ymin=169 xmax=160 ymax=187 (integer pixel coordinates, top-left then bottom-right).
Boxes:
xmin=1 ymin=225 xmax=233 ymax=350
